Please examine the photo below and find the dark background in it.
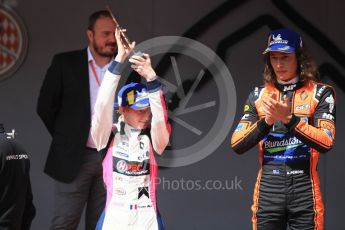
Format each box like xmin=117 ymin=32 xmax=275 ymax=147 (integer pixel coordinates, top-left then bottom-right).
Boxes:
xmin=1 ymin=0 xmax=344 ymax=229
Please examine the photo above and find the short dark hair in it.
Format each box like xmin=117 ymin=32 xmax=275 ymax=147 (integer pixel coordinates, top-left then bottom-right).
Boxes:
xmin=262 ymin=45 xmax=319 ymax=84
xmin=87 ymin=10 xmax=112 ymax=31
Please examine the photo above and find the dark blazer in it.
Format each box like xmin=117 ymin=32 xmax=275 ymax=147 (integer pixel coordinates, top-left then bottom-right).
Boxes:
xmin=37 ymin=49 xmax=91 ymax=183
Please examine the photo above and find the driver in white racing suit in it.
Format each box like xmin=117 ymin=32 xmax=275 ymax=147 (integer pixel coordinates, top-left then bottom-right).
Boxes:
xmin=91 ymin=28 xmax=170 ymax=230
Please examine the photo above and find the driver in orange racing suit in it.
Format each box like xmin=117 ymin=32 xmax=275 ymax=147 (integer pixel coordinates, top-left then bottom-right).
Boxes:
xmin=231 ymin=28 xmax=336 ymax=230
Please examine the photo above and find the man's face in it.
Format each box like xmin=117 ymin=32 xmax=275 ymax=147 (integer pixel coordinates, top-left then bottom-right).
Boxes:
xmin=122 ymin=107 xmax=152 ymax=129
xmin=269 ymin=51 xmax=298 ymax=82
xmin=88 ymin=16 xmax=117 ymax=57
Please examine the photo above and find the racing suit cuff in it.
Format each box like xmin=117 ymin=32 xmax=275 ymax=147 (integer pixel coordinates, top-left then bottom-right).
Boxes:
xmin=146 ymin=79 xmax=161 ymax=93
xmin=108 ymin=60 xmax=124 ymax=75
xmin=257 ymin=118 xmax=273 ymax=135
xmin=284 ymin=114 xmax=300 ymax=131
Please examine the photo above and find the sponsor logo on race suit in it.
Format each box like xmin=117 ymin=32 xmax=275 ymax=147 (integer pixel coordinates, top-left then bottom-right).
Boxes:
xmin=317 ymin=85 xmax=326 ymax=97
xmin=325 ymin=94 xmax=335 ymax=113
xmin=263 ymin=133 xmax=309 ymax=163
xmin=322 ymin=113 xmax=334 ymax=121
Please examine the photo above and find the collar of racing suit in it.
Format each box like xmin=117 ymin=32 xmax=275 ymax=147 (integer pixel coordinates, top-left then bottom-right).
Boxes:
xmin=116 ymin=121 xmax=151 ymax=140
xmin=273 ymin=77 xmax=304 ymax=94
xmin=277 ymin=76 xmax=299 ymax=85
xmin=117 ymin=121 xmax=141 ymax=139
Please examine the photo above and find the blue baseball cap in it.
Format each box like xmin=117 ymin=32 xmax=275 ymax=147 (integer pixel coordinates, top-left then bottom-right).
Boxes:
xmin=115 ymin=82 xmax=150 ymax=110
xmin=263 ymin=28 xmax=302 ymax=54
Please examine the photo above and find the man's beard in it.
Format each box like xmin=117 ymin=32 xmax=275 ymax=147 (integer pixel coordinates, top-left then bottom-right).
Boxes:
xmin=93 ymin=42 xmax=116 ymax=57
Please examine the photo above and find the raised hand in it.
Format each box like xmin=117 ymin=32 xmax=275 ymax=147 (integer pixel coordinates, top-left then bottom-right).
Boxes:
xmin=129 ymin=54 xmax=157 ymax=81
xmin=114 ymin=28 xmax=135 ymax=63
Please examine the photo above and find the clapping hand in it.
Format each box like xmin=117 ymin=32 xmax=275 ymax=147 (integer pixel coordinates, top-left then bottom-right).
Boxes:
xmin=263 ymin=93 xmax=291 ymax=125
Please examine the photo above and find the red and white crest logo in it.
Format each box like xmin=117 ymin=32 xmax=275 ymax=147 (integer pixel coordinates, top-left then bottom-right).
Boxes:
xmin=0 ymin=5 xmax=28 ymax=81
